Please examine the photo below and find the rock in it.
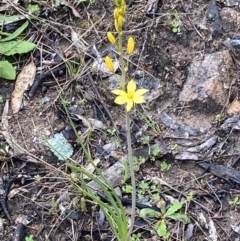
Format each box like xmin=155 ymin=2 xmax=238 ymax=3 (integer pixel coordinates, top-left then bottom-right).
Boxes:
xmin=179 ymin=50 xmax=234 ymax=107
xmin=225 ymin=0 xmax=239 ymax=6
xmin=227 ymin=100 xmax=240 ymax=116
xmin=221 ymin=8 xmax=240 ymax=32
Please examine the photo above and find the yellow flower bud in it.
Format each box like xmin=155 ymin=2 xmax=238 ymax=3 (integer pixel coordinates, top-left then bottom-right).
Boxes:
xmin=117 ymin=15 xmax=124 ymax=30
xmin=127 ymin=36 xmax=135 ymax=55
xmin=114 ymin=8 xmax=119 ymax=20
xmin=115 ymin=19 xmax=119 ymax=32
xmin=107 ymin=32 xmax=116 ymax=45
xmin=120 ymin=3 xmax=126 ymax=15
xmin=105 ymin=56 xmax=114 ymax=72
xmin=115 ymin=0 xmax=124 ymax=7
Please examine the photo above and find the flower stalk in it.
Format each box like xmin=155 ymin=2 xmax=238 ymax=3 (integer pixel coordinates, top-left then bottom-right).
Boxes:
xmin=126 ymin=112 xmax=136 ymax=240
xmin=105 ymin=1 xmax=149 ymax=240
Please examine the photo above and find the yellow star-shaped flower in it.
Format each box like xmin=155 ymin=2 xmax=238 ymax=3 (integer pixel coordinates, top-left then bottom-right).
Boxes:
xmin=112 ymin=80 xmax=149 ymax=112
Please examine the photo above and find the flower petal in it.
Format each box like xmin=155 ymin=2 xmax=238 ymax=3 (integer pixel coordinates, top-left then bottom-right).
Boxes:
xmin=105 ymin=56 xmax=114 ymax=72
xmin=127 ymin=37 xmax=135 ymax=55
xmin=115 ymin=96 xmax=127 ymax=105
xmin=112 ymin=89 xmax=128 ymax=97
xmin=133 ymin=96 xmax=145 ymax=103
xmin=126 ymin=99 xmax=134 ymax=112
xmin=127 ymin=79 xmax=136 ymax=93
xmin=134 ymin=88 xmax=149 ymax=97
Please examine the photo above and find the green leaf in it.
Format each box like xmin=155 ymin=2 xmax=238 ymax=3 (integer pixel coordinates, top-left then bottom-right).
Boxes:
xmin=156 ymin=220 xmax=170 ymax=240
xmin=0 ymin=61 xmax=16 ymax=80
xmin=166 ymin=200 xmax=182 ymax=216
xmin=0 ymin=40 xmax=36 ymax=55
xmin=168 ymin=213 xmax=190 ymax=223
xmin=28 ymin=4 xmax=41 ymax=16
xmin=139 ymin=208 xmax=161 ymax=218
xmin=0 ymin=14 xmax=26 ymax=25
xmin=0 ymin=21 xmax=29 ymax=42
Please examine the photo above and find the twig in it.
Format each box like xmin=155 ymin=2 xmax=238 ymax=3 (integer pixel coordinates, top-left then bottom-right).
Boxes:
xmin=87 ymin=73 xmax=116 ymax=128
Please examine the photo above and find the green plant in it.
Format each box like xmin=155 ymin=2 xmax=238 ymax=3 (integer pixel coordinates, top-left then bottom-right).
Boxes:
xmin=34 ymin=174 xmax=41 ymax=182
xmin=133 ymin=156 xmax=146 ymax=171
xmin=68 ymin=163 xmax=129 ymax=240
xmin=67 ymin=0 xmax=149 ymax=240
xmin=151 ymin=146 xmax=161 ymax=161
xmin=171 ymin=143 xmax=178 ymax=151
xmin=215 ymin=113 xmax=221 ymax=125
xmin=78 ymin=98 xmax=87 ymax=105
xmin=123 ymin=184 xmax=133 ymax=193
xmin=0 ymin=95 xmax=3 ymax=103
xmin=130 ymin=233 xmax=142 ymax=241
xmin=51 ymin=197 xmax=58 ymax=217
xmin=79 ymin=0 xmax=96 ymax=3
xmin=25 ymin=234 xmax=34 ymax=241
xmin=136 ymin=180 xmax=161 ymax=201
xmin=39 ymin=98 xmax=45 ymax=106
xmin=166 ymin=11 xmax=181 ymax=33
xmin=140 ymin=200 xmax=189 ymax=240
xmin=0 ymin=20 xmax=36 ymax=80
xmin=160 ymin=161 xmax=171 ymax=172
xmin=186 ymin=192 xmax=193 ymax=203
xmin=229 ymin=196 xmax=240 ymax=207
xmin=107 ymin=128 xmax=117 ymax=136
xmin=28 ymin=4 xmax=40 ymax=16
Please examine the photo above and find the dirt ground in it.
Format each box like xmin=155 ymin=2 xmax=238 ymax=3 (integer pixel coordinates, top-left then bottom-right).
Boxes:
xmin=1 ymin=0 xmax=240 ymax=240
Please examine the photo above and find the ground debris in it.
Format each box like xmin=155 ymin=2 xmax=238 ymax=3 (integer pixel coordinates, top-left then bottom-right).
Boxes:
xmin=198 ymin=162 xmax=240 ymax=185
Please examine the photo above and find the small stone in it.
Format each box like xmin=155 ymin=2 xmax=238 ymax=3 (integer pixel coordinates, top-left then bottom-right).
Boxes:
xmin=227 ymin=100 xmax=240 ymax=116
xmin=45 ymin=130 xmax=51 ymax=136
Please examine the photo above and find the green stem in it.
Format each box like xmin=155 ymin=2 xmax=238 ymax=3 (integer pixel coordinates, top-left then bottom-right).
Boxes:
xmin=118 ymin=31 xmax=126 ymax=90
xmin=126 ymin=112 xmax=136 ymax=240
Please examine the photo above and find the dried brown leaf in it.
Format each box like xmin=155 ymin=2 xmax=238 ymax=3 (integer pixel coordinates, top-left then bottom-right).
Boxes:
xmin=11 ymin=59 xmax=36 ymax=114
xmin=59 ymin=0 xmax=81 ymax=18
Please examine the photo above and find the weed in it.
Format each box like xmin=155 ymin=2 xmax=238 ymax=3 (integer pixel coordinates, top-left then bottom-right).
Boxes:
xmin=229 ymin=196 xmax=240 ymax=207
xmin=166 ymin=11 xmax=181 ymax=33
xmin=107 ymin=128 xmax=117 ymax=136
xmin=123 ymin=184 xmax=133 ymax=193
xmin=171 ymin=143 xmax=178 ymax=151
xmin=61 ymin=99 xmax=71 ymax=106
xmin=34 ymin=174 xmax=41 ymax=182
xmin=130 ymin=233 xmax=146 ymax=241
xmin=25 ymin=235 xmax=34 ymax=241
xmin=51 ymin=197 xmax=58 ymax=217
xmin=78 ymin=98 xmax=87 ymax=105
xmin=151 ymin=146 xmax=161 ymax=161
xmin=140 ymin=200 xmax=189 ymax=240
xmin=160 ymin=161 xmax=171 ymax=172
xmin=39 ymin=98 xmax=45 ymax=106
xmin=164 ymin=66 xmax=170 ymax=72
xmin=215 ymin=113 xmax=221 ymax=125
xmin=186 ymin=192 xmax=193 ymax=203
xmin=133 ymin=156 xmax=146 ymax=171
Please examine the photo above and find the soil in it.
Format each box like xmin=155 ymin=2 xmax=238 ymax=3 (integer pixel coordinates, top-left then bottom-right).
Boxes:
xmin=1 ymin=0 xmax=240 ymax=241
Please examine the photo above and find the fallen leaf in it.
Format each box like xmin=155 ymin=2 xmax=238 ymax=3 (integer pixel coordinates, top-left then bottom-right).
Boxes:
xmin=11 ymin=58 xmax=36 ymax=114
xmin=59 ymin=0 xmax=81 ymax=18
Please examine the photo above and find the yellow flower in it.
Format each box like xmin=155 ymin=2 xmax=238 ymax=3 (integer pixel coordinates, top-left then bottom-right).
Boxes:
xmin=105 ymin=56 xmax=114 ymax=72
xmin=127 ymin=36 xmax=135 ymax=55
xmin=114 ymin=8 xmax=120 ymax=20
xmin=112 ymin=80 xmax=148 ymax=112
xmin=115 ymin=15 xmax=124 ymax=32
xmin=107 ymin=32 xmax=116 ymax=45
